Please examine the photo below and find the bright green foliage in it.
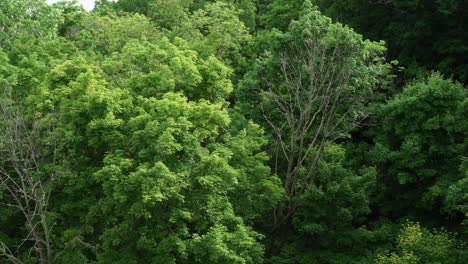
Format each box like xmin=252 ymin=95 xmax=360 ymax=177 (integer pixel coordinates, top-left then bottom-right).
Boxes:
xmin=143 ymin=0 xmax=192 ymax=30
xmin=376 ymin=222 xmax=466 ymax=264
xmin=0 ymin=49 xmax=17 ymax=87
xmin=0 ymin=0 xmax=283 ymax=262
xmin=113 ymin=0 xmax=192 ymax=28
xmin=28 ymin=64 xmax=278 ymax=261
xmin=371 ymin=74 xmax=467 ymax=220
xmin=112 ymin=0 xmax=150 ymax=14
xmin=187 ymin=2 xmax=252 ymax=66
xmin=0 ymin=0 xmax=61 ymax=48
xmin=189 ymin=224 xmax=264 ymax=263
xmin=224 ymin=123 xmax=285 ymax=223
xmin=194 ymin=0 xmax=257 ymax=30
xmin=101 ymin=38 xmax=232 ymax=102
xmin=73 ymin=13 xmax=160 ymax=55
xmin=113 ymin=0 xmax=256 ymax=31
xmin=22 ymin=15 xmax=282 ymax=262
xmin=0 ymin=0 xmax=73 ymax=97
xmin=109 ymin=0 xmax=253 ymax=69
xmin=51 ymin=0 xmax=87 ymax=37
xmin=1 ymin=0 xmax=467 ymax=263
xmin=239 ymin=1 xmax=389 ymax=126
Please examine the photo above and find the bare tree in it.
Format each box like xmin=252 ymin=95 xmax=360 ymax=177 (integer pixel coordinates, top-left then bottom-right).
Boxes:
xmin=0 ymin=87 xmax=56 ymax=264
xmin=263 ymin=32 xmax=370 ymax=254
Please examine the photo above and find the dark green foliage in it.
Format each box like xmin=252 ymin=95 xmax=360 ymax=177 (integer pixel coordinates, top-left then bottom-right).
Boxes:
xmin=311 ymin=0 xmax=468 ymax=83
xmin=270 ymin=144 xmax=378 ymax=263
xmin=371 ymin=74 xmax=467 ymax=221
xmin=259 ymin=0 xmax=304 ymax=30
xmin=1 ymin=0 xmax=467 ymax=263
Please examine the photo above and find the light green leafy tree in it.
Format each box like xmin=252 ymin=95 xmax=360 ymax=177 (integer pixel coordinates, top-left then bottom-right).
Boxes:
xmin=376 ymin=222 xmax=466 ymax=264
xmin=24 ymin=25 xmax=282 ymax=263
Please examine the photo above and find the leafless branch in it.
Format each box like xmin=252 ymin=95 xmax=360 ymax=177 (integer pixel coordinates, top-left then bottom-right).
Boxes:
xmin=0 ymin=87 xmax=56 ymax=264
xmin=263 ymin=31 xmax=369 ymax=253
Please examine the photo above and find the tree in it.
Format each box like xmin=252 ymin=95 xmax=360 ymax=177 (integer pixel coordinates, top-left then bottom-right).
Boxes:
xmin=3 ymin=0 xmax=467 ymax=262
xmin=0 ymin=0 xmax=61 ymax=49
xmin=370 ymin=73 xmax=467 ymax=223
xmin=0 ymin=4 xmax=71 ymax=259
xmin=0 ymin=0 xmax=70 ymax=99
xmin=114 ymin=0 xmax=193 ymax=30
xmin=72 ymin=13 xmax=160 ymax=55
xmin=238 ymin=1 xmax=389 ymax=254
xmin=376 ymin=222 xmax=466 ymax=264
xmin=311 ymin=0 xmax=468 ymax=83
xmin=187 ymin=2 xmax=252 ymax=67
xmin=258 ymin=0 xmax=303 ymax=30
xmin=0 ymin=80 xmax=56 ymax=263
xmin=269 ymin=144 xmax=378 ymax=264
xmin=23 ymin=23 xmax=283 ymax=262
xmin=0 ymin=1 xmax=284 ymax=261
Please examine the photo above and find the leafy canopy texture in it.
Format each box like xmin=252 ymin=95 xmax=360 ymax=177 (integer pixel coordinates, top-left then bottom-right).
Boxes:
xmin=238 ymin=1 xmax=389 ymax=258
xmin=311 ymin=0 xmax=468 ymax=83
xmin=0 ymin=0 xmax=467 ymax=263
xmin=376 ymin=222 xmax=466 ymax=264
xmin=371 ymin=73 xmax=467 ymax=217
xmin=0 ymin=1 xmax=282 ymax=263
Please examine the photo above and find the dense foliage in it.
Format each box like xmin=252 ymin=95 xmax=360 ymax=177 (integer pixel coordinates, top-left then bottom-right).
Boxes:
xmin=0 ymin=0 xmax=466 ymax=263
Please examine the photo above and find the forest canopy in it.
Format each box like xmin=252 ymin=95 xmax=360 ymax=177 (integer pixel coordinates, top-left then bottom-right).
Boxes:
xmin=0 ymin=0 xmax=466 ymax=263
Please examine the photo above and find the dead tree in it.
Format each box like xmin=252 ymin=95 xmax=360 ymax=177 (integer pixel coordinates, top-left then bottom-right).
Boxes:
xmin=0 ymin=87 xmax=56 ymax=264
xmin=263 ymin=32 xmax=370 ymax=254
